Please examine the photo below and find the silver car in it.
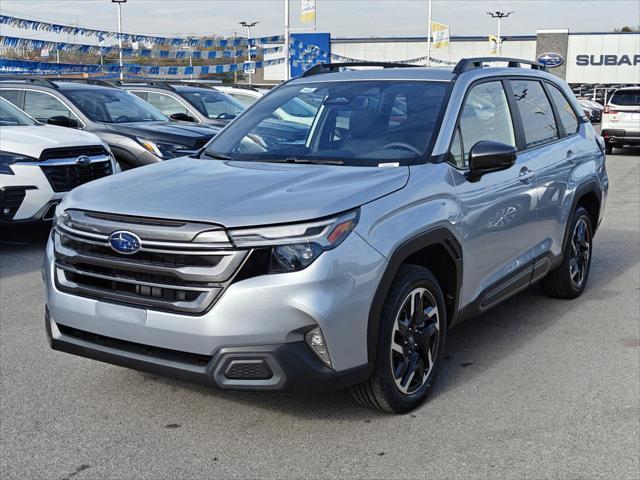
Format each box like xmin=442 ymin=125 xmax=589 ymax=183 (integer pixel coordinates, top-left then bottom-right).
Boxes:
xmin=44 ymin=58 xmax=608 ymax=413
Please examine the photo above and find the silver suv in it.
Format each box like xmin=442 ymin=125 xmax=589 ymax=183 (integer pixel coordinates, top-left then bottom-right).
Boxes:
xmin=44 ymin=58 xmax=608 ymax=413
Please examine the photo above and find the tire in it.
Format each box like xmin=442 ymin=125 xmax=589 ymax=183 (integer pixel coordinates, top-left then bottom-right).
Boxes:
xmin=540 ymin=207 xmax=593 ymax=299
xmin=605 ymin=142 xmax=613 ymax=155
xmin=351 ymin=265 xmax=447 ymax=414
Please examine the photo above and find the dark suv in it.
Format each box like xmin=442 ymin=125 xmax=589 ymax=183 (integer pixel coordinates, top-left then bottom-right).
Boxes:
xmin=0 ymin=79 xmax=219 ymax=169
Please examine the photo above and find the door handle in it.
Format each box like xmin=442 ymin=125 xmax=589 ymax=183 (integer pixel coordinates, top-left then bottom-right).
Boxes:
xmin=566 ymin=150 xmax=575 ymax=163
xmin=519 ymin=166 xmax=534 ymax=183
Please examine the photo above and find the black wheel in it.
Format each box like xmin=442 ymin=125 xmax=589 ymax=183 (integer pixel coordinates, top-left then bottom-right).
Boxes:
xmin=540 ymin=207 xmax=593 ymax=299
xmin=605 ymin=142 xmax=613 ymax=155
xmin=351 ymin=265 xmax=446 ymax=413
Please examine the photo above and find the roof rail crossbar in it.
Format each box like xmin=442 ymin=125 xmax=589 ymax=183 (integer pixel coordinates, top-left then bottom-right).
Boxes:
xmin=453 ymin=57 xmax=546 ymax=76
xmin=302 ymin=62 xmax=421 ymax=78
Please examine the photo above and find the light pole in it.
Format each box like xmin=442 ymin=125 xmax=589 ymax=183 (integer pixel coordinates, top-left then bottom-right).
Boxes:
xmin=112 ymin=0 xmax=127 ymax=80
xmin=239 ymin=21 xmax=259 ymax=84
xmin=486 ymin=11 xmax=513 ymax=56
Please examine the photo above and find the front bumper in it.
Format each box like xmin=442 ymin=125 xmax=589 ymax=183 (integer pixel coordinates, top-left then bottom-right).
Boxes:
xmin=44 ymin=230 xmax=386 ymax=390
xmin=1 ymin=165 xmax=63 ymax=223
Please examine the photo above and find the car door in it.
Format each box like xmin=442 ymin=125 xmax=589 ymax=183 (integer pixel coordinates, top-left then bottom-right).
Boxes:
xmin=509 ymin=79 xmax=584 ymax=267
xmin=448 ymin=79 xmax=538 ymax=310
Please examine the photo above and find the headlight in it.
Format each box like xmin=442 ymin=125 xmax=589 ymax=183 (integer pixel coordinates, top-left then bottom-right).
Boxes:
xmin=229 ymin=210 xmax=359 ymax=274
xmin=137 ymin=138 xmax=189 ymax=159
xmin=0 ymin=151 xmax=38 ymax=175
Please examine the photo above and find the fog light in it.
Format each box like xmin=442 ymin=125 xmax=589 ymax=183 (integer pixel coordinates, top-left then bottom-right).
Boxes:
xmin=305 ymin=326 xmax=332 ymax=368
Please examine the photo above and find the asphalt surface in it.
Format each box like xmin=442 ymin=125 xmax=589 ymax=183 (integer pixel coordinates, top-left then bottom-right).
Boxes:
xmin=1 ymin=147 xmax=639 ymax=480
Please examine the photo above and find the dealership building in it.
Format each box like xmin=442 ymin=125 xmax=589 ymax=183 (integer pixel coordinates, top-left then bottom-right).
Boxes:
xmin=266 ymin=30 xmax=639 ymax=101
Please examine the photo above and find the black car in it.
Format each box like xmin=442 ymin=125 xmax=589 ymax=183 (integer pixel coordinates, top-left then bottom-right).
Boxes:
xmin=0 ymin=79 xmax=220 ymax=169
xmin=122 ymin=81 xmax=310 ymax=149
xmin=121 ymin=81 xmax=245 ymax=127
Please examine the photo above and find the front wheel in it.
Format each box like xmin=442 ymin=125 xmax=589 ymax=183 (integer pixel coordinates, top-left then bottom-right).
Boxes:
xmin=351 ymin=265 xmax=446 ymax=413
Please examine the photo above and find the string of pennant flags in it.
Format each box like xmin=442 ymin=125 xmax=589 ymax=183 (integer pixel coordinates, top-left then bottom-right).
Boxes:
xmin=0 ymin=14 xmax=283 ymax=47
xmin=0 ymin=57 xmax=286 ymax=76
xmin=0 ymin=35 xmax=283 ymax=60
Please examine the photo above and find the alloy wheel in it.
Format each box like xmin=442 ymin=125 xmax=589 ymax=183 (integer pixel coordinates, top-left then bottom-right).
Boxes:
xmin=389 ymin=287 xmax=440 ymax=395
xmin=570 ymin=217 xmax=591 ymax=289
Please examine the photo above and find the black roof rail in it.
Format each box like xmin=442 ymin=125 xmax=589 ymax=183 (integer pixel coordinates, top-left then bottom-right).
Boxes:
xmin=0 ymin=77 xmax=60 ymax=88
xmin=453 ymin=57 xmax=546 ymax=76
xmin=301 ymin=62 xmax=421 ymax=78
xmin=114 ymin=80 xmax=177 ymax=91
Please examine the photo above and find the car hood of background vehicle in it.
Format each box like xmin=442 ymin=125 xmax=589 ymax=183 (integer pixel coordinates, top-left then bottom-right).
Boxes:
xmin=64 ymin=157 xmax=409 ymax=227
xmin=105 ymin=121 xmax=220 ymax=145
xmin=0 ymin=125 xmax=105 ymax=159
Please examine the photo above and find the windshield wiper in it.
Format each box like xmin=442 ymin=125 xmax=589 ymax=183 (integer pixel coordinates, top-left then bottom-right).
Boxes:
xmin=262 ymin=157 xmax=344 ymax=165
xmin=202 ymin=151 xmax=232 ymax=160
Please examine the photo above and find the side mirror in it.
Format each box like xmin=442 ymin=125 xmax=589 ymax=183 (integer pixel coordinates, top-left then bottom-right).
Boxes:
xmin=47 ymin=116 xmax=79 ymax=128
xmin=170 ymin=112 xmax=196 ymax=122
xmin=467 ymin=141 xmax=517 ymax=182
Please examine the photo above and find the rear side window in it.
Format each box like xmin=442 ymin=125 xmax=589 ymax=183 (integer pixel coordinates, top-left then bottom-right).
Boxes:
xmin=510 ymin=80 xmax=559 ymax=149
xmin=0 ymin=89 xmax=21 ymax=107
xmin=23 ymin=90 xmax=76 ymax=123
xmin=610 ymin=89 xmax=640 ymax=106
xmin=547 ymin=84 xmax=579 ymax=135
xmin=450 ymin=80 xmax=516 ymax=168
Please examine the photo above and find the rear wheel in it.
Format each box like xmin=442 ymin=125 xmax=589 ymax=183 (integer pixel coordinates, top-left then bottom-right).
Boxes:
xmin=540 ymin=207 xmax=593 ymax=299
xmin=351 ymin=265 xmax=446 ymax=413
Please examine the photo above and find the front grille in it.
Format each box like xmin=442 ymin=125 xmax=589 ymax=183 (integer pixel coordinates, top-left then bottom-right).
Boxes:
xmin=41 ymin=160 xmax=112 ymax=192
xmin=0 ymin=187 xmax=28 ymax=221
xmin=40 ymin=145 xmax=108 ymax=161
xmin=53 ymin=211 xmax=247 ymax=314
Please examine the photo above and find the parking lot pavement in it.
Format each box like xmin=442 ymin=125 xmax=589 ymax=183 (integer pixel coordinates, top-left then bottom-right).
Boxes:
xmin=1 ymin=148 xmax=639 ymax=480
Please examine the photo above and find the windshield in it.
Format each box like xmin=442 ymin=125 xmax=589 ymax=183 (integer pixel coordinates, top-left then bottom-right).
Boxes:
xmin=0 ymin=98 xmax=36 ymax=126
xmin=180 ymin=89 xmax=245 ymax=120
xmin=610 ymin=89 xmax=640 ymax=106
xmin=202 ymin=81 xmax=451 ymax=166
xmin=65 ymin=88 xmax=168 ymax=123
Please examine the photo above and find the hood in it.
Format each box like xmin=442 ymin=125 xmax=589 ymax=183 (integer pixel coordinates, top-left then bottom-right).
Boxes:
xmin=63 ymin=157 xmax=409 ymax=227
xmin=0 ymin=125 xmax=105 ymax=159
xmin=105 ymin=121 xmax=220 ymax=148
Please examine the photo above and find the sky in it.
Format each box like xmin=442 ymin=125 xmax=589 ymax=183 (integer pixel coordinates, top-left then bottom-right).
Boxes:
xmin=0 ymin=0 xmax=639 ymax=43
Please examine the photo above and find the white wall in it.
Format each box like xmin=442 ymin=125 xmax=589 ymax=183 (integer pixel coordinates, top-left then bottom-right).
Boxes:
xmin=566 ymin=33 xmax=640 ymax=84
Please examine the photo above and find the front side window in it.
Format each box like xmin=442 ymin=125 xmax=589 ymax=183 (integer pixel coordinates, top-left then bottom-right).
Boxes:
xmin=0 ymin=89 xmax=21 ymax=107
xmin=146 ymin=92 xmax=191 ymax=117
xmin=228 ymin=92 xmax=258 ymax=107
xmin=0 ymin=97 xmax=35 ymax=126
xmin=510 ymin=79 xmax=559 ymax=149
xmin=449 ymin=80 xmax=515 ymax=168
xmin=23 ymin=91 xmax=77 ymax=123
xmin=180 ymin=90 xmax=245 ymax=120
xmin=202 ymin=81 xmax=450 ymax=166
xmin=64 ymin=88 xmax=168 ymax=123
xmin=547 ymin=84 xmax=579 ymax=135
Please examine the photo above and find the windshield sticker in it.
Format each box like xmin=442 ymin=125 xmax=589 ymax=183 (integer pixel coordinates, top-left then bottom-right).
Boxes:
xmin=378 ymin=162 xmax=400 ymax=168
xmin=300 ymin=87 xmax=317 ymax=93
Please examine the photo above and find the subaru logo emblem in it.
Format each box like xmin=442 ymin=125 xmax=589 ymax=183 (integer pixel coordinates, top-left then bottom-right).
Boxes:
xmin=108 ymin=231 xmax=142 ymax=255
xmin=76 ymin=155 xmax=91 ymax=166
xmin=537 ymin=52 xmax=564 ymax=68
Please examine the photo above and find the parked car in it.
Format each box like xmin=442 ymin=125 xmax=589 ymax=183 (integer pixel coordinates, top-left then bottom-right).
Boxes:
xmin=215 ymin=84 xmax=319 ymax=125
xmin=577 ymin=98 xmax=602 ymax=123
xmin=0 ymin=79 xmax=219 ymax=170
xmin=45 ymin=58 xmax=608 ymax=413
xmin=122 ymin=81 xmax=245 ymax=128
xmin=601 ymin=87 xmax=640 ymax=154
xmin=0 ymin=97 xmax=116 ymax=224
xmin=122 ymin=81 xmax=310 ymax=148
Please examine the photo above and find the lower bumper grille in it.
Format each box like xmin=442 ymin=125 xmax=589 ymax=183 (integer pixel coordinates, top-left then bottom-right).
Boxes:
xmin=0 ymin=187 xmax=28 ymax=221
xmin=41 ymin=160 xmax=112 ymax=192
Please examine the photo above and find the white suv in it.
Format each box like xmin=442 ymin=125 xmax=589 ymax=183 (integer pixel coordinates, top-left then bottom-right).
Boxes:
xmin=0 ymin=98 xmax=117 ymax=224
xmin=601 ymin=87 xmax=640 ymax=154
